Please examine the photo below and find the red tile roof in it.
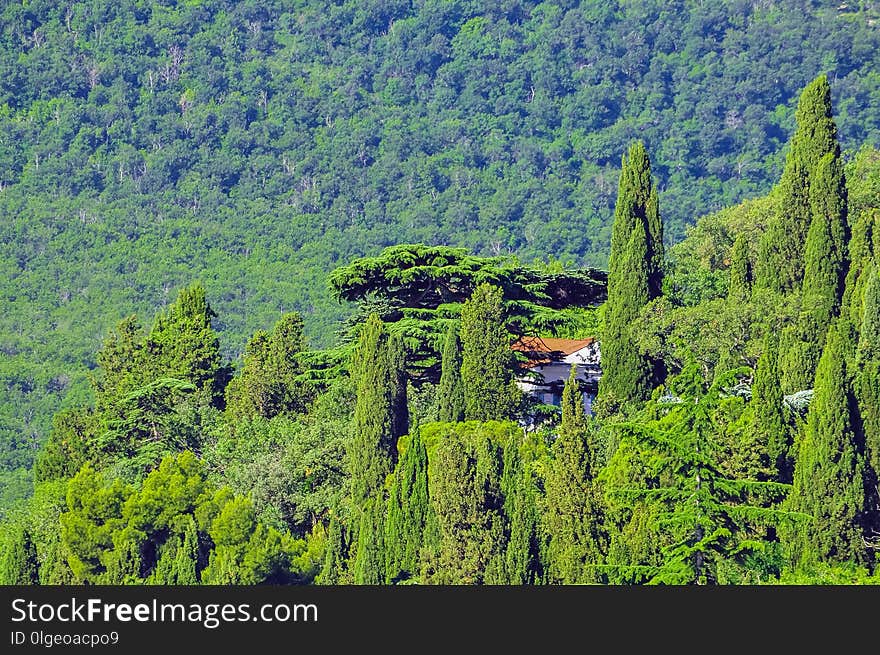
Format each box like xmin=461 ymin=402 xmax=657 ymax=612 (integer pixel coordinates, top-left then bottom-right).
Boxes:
xmin=512 ymin=336 xmax=596 ymax=367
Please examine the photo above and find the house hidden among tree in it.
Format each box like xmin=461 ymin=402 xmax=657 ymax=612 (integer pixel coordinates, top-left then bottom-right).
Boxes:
xmin=512 ymin=337 xmax=601 ymax=416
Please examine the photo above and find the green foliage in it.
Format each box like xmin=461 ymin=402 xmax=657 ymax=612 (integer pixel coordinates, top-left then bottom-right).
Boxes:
xmin=0 ymin=525 xmax=40 ymax=585
xmin=146 ymin=283 xmax=231 ymax=406
xmin=752 ymin=331 xmax=793 ymax=483
xmin=58 ymin=452 xmax=310 ymax=585
xmin=602 ymin=368 xmax=790 ymax=585
xmin=600 ymin=141 xmax=663 ymax=406
xmin=727 ymin=234 xmax=752 ymax=303
xmin=757 ymin=74 xmax=840 ymax=293
xmin=501 ymin=432 xmax=542 ymax=585
xmin=423 ymin=421 xmax=513 ymax=584
xmin=783 ymin=320 xmax=871 ymax=569
xmin=856 ymin=264 xmax=880 ymax=489
xmin=437 ymin=324 xmax=465 ymax=423
xmin=385 ymin=427 xmax=431 ymax=584
xmin=349 ymin=314 xmax=406 ymax=511
xmin=224 ymin=312 xmax=314 ymax=422
xmin=460 ymin=284 xmax=519 ymax=421
xmin=542 ymin=366 xmax=607 ymax=584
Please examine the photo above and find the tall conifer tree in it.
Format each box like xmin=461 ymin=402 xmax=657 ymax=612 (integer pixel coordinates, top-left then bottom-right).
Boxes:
xmin=348 ymin=314 xmax=407 ymax=581
xmin=146 ymin=283 xmax=230 ymax=405
xmin=460 ymin=284 xmax=517 ymax=421
xmin=437 ymin=324 xmax=465 ymax=422
xmin=543 ymin=366 xmax=606 ymax=583
xmin=600 ymin=141 xmax=662 ymax=405
xmin=856 ymin=265 xmax=880 ymax=492
xmin=757 ymin=74 xmax=840 ymax=293
xmin=752 ymin=331 xmax=791 ymax=482
xmin=385 ymin=426 xmax=431 ymax=584
xmin=0 ymin=526 xmax=39 ymax=585
xmin=784 ymin=320 xmax=869 ymax=568
xmin=728 ymin=234 xmax=752 ymax=303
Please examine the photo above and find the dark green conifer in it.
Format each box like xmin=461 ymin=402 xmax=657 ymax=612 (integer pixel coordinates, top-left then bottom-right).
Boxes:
xmin=784 ymin=320 xmax=869 ymax=568
xmin=352 ymin=497 xmax=385 ymax=585
xmin=348 ymin=314 xmax=406 ymax=510
xmin=600 ymin=142 xmax=663 ymax=406
xmin=543 ymin=366 xmax=606 ymax=583
xmin=460 ymin=284 xmax=517 ymax=421
xmin=385 ymin=426 xmax=430 ymax=584
xmin=437 ymin=324 xmax=465 ymax=422
xmin=757 ymin=74 xmax=840 ymax=293
xmin=146 ymin=283 xmax=230 ymax=405
xmin=856 ymin=264 xmax=880 ymax=491
xmin=501 ymin=434 xmax=541 ymax=585
xmin=784 ymin=151 xmax=850 ymax=390
xmin=752 ymin=330 xmax=792 ymax=482
xmin=225 ymin=312 xmax=311 ymax=421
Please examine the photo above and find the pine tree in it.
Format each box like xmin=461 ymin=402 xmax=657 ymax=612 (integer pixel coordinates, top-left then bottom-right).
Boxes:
xmin=752 ymin=331 xmax=792 ymax=483
xmin=0 ymin=526 xmax=40 ymax=585
xmin=385 ymin=426 xmax=430 ymax=584
xmin=460 ymin=284 xmax=517 ymax=421
xmin=543 ymin=366 xmax=606 ymax=583
xmin=146 ymin=283 xmax=230 ymax=406
xmin=727 ymin=234 xmax=752 ymax=303
xmin=437 ymin=324 xmax=465 ymax=422
xmin=600 ymin=142 xmax=663 ymax=406
xmin=757 ymin=74 xmax=840 ymax=293
xmin=784 ymin=320 xmax=869 ymax=568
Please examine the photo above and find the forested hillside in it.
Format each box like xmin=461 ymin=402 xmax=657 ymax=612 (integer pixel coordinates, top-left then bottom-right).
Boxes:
xmin=1 ymin=66 xmax=879 ymax=584
xmin=1 ymin=2 xmax=880 ymax=542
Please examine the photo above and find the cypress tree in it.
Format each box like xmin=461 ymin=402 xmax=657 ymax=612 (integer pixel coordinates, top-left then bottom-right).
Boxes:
xmin=757 ymin=74 xmax=840 ymax=293
xmin=727 ymin=234 xmax=752 ymax=303
xmin=226 ymin=312 xmax=312 ymax=421
xmin=437 ymin=324 xmax=465 ymax=422
xmin=460 ymin=284 xmax=517 ymax=421
xmin=843 ymin=210 xmax=879 ymax=331
xmin=349 ymin=314 xmax=406 ymax=510
xmin=752 ymin=330 xmax=792 ymax=482
xmin=784 ymin=320 xmax=869 ymax=568
xmin=501 ymin=434 xmax=541 ymax=585
xmin=316 ymin=517 xmax=348 ymax=585
xmin=352 ymin=497 xmax=385 ymax=585
xmin=0 ymin=526 xmax=40 ymax=585
xmin=385 ymin=426 xmax=430 ymax=584
xmin=543 ymin=366 xmax=606 ymax=583
xmin=784 ymin=151 xmax=850 ymax=390
xmin=348 ymin=314 xmax=407 ymax=581
xmin=600 ymin=142 xmax=662 ymax=406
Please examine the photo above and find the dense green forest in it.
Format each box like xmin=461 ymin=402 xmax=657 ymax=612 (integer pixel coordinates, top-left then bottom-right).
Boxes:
xmin=3 ymin=1 xmax=880 ymax=512
xmin=2 ymin=65 xmax=879 ymax=583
